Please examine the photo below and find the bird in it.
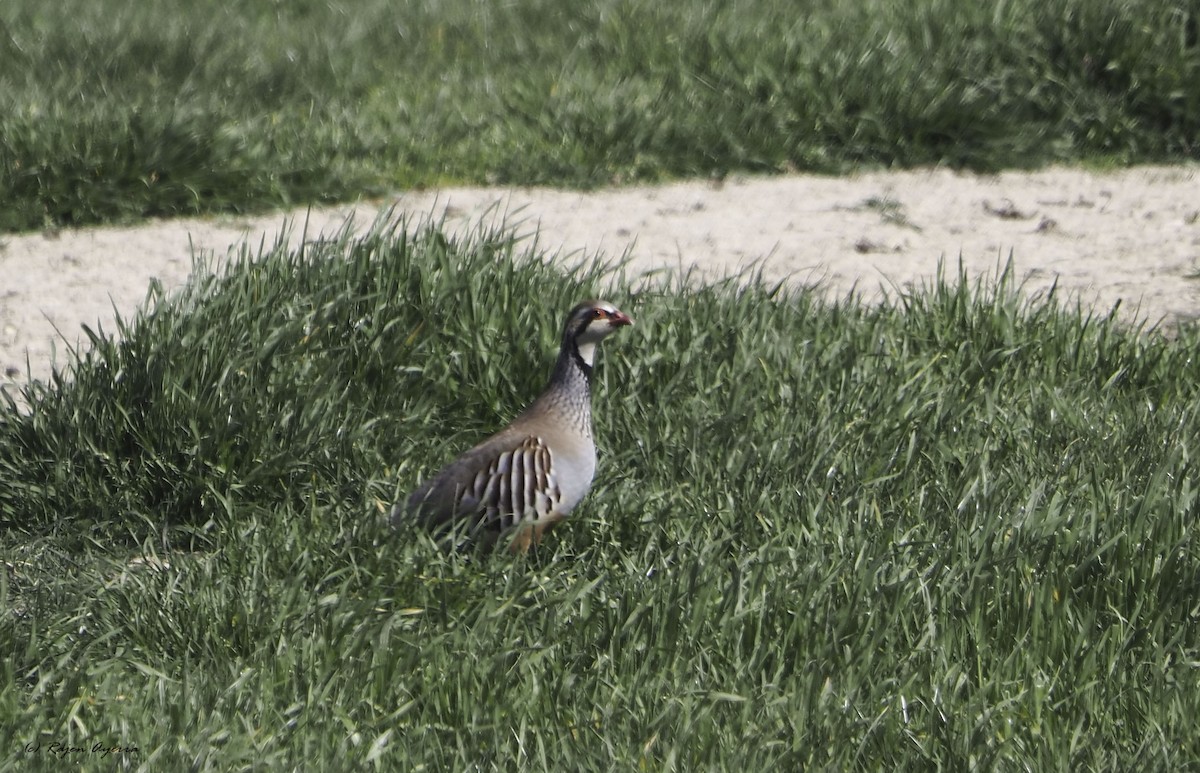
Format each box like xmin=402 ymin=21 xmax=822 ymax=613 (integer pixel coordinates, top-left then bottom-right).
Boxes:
xmin=393 ymin=299 xmax=633 ymax=552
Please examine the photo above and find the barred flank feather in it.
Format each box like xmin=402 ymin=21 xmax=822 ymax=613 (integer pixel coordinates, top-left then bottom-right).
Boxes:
xmin=467 ymin=437 xmax=560 ymax=530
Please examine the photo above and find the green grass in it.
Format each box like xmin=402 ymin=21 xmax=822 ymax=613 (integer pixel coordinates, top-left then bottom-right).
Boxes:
xmin=2 ymin=0 xmax=1198 ymax=232
xmin=3 ymin=220 xmax=1200 ymax=769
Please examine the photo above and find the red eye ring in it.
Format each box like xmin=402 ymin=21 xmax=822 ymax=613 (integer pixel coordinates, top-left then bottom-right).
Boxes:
xmin=592 ymin=308 xmax=606 ymax=319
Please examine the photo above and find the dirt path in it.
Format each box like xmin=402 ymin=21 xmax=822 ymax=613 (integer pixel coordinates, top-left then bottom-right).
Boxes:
xmin=2 ymin=165 xmax=1198 ymax=399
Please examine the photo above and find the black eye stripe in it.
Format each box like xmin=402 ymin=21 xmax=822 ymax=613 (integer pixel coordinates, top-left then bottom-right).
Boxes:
xmin=578 ymin=308 xmax=604 ymax=330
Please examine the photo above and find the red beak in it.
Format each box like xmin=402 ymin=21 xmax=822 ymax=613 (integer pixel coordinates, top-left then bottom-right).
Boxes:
xmin=610 ymin=310 xmax=634 ymax=327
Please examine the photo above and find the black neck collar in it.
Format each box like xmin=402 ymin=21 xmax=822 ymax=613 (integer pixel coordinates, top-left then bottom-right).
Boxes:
xmin=569 ymin=339 xmax=593 ymax=382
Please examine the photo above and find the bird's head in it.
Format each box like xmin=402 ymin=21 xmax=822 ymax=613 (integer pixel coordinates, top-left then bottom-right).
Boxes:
xmin=563 ymin=299 xmax=633 ymax=367
xmin=568 ymin=299 xmax=633 ymax=342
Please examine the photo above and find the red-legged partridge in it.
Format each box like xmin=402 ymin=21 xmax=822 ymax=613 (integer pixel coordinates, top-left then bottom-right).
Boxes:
xmin=394 ymin=300 xmax=633 ymax=552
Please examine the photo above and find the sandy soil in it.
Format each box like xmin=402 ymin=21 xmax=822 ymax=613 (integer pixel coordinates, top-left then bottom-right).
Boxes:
xmin=2 ymin=165 xmax=1198 ymax=401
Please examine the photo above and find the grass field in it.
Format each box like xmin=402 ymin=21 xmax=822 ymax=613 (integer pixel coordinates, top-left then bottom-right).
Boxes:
xmin=3 ymin=220 xmax=1200 ymax=769
xmin=4 ymin=0 xmax=1200 ymax=769
xmin=1 ymin=0 xmax=1198 ymax=232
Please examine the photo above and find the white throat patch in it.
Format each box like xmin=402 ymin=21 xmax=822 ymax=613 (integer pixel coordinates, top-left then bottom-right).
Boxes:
xmin=576 ymin=339 xmax=597 ymax=367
